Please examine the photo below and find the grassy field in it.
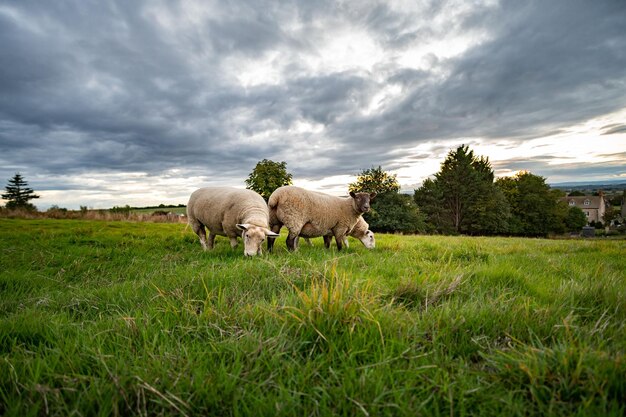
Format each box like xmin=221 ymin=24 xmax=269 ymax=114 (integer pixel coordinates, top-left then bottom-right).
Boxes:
xmin=0 ymin=218 xmax=624 ymax=416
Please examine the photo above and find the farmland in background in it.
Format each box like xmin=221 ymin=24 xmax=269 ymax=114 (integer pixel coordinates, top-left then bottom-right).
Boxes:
xmin=131 ymin=206 xmax=187 ymax=215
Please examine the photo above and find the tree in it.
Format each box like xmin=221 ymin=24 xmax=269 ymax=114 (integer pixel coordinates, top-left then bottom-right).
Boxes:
xmin=350 ymin=166 xmax=423 ymax=233
xmin=565 ymin=206 xmax=587 ymax=231
xmin=552 ymin=192 xmax=568 ymax=235
xmin=414 ymin=145 xmax=510 ymax=234
xmin=496 ymin=171 xmax=564 ymax=236
xmin=413 ymin=178 xmax=448 ymax=233
xmin=245 ymin=159 xmax=293 ymax=201
xmin=2 ymin=173 xmax=39 ymax=211
xmin=602 ymin=202 xmax=618 ymax=226
xmin=470 ymin=186 xmax=512 ymax=235
xmin=364 ymin=192 xmax=425 ymax=233
xmin=348 ymin=166 xmax=400 ymax=195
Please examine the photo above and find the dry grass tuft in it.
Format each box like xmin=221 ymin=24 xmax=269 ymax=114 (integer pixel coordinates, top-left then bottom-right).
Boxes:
xmin=0 ymin=207 xmax=186 ymax=223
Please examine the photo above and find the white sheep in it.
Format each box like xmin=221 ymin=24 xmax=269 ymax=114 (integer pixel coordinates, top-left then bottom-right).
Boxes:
xmin=301 ymin=216 xmax=375 ymax=249
xmin=267 ymin=186 xmax=376 ymax=251
xmin=187 ymin=187 xmax=278 ymax=256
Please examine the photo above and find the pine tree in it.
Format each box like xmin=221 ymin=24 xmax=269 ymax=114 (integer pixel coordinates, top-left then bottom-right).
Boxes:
xmin=415 ymin=145 xmax=510 ymax=234
xmin=2 ymin=173 xmax=39 ymax=210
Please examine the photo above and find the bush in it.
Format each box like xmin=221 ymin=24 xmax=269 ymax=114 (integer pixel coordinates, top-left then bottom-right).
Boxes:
xmin=109 ymin=205 xmax=132 ymax=215
xmin=364 ymin=192 xmax=425 ymax=234
xmin=589 ymin=220 xmax=604 ymax=229
xmin=565 ymin=206 xmax=587 ymax=232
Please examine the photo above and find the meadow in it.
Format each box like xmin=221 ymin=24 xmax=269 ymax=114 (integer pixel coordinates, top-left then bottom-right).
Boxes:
xmin=0 ymin=218 xmax=624 ymax=416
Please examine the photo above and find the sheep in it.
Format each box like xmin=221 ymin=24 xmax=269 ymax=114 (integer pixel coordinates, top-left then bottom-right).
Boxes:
xmin=301 ymin=216 xmax=375 ymax=249
xmin=345 ymin=216 xmax=375 ymax=248
xmin=187 ymin=187 xmax=278 ymax=256
xmin=267 ymin=186 xmax=376 ymax=251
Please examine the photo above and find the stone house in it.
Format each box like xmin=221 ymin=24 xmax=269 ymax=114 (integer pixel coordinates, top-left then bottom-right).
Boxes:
xmin=562 ymin=194 xmax=607 ymax=224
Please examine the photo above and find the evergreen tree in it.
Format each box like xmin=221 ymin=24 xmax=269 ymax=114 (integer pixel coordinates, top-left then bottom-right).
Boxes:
xmin=2 ymin=173 xmax=39 ymax=210
xmin=245 ymin=159 xmax=293 ymax=201
xmin=414 ymin=178 xmax=448 ymax=233
xmin=470 ymin=186 xmax=512 ymax=235
xmin=414 ymin=145 xmax=510 ymax=234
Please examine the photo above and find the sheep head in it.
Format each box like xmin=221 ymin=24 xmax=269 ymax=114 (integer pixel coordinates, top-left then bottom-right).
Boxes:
xmin=349 ymin=191 xmax=376 ymax=214
xmin=236 ymin=224 xmax=279 ymax=256
xmin=359 ymin=230 xmax=376 ymax=249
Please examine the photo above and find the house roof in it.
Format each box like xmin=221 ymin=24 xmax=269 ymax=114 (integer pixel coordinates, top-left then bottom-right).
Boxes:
xmin=562 ymin=196 xmax=604 ymax=209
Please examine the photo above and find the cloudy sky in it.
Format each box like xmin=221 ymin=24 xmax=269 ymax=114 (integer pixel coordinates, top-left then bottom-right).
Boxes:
xmin=1 ymin=0 xmax=625 ymax=209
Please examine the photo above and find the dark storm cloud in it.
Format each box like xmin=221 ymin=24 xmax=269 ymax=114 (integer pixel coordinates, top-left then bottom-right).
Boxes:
xmin=1 ymin=0 xmax=625 ymax=196
xmin=331 ymin=0 xmax=626 ymax=151
xmin=0 ymin=2 xmax=290 ymax=182
xmin=434 ymin=1 xmax=626 ymax=138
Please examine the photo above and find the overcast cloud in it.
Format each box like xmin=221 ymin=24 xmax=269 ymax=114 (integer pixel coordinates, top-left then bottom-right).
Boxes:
xmin=1 ymin=0 xmax=625 ymax=208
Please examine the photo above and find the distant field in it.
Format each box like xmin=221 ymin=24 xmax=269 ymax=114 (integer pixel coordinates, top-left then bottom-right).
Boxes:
xmin=131 ymin=206 xmax=187 ymax=215
xmin=1 ymin=218 xmax=624 ymax=416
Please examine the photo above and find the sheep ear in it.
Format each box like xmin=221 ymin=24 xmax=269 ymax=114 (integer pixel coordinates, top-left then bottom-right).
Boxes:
xmin=265 ymin=229 xmax=280 ymax=237
xmin=349 ymin=191 xmax=356 ymax=198
xmin=369 ymin=192 xmax=377 ymax=200
xmin=236 ymin=223 xmax=250 ymax=231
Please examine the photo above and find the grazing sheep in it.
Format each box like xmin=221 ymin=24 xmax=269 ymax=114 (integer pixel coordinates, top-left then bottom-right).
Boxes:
xmin=346 ymin=216 xmax=375 ymax=249
xmin=267 ymin=186 xmax=376 ymax=251
xmin=187 ymin=187 xmax=278 ymax=256
xmin=301 ymin=216 xmax=375 ymax=249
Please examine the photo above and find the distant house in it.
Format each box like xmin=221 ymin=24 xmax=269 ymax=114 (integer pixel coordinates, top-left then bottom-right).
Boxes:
xmin=561 ymin=193 xmax=607 ymax=224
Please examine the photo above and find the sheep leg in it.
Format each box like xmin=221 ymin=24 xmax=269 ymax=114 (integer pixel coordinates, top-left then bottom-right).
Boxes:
xmin=335 ymin=236 xmax=343 ymax=251
xmin=333 ymin=229 xmax=348 ymax=251
xmin=190 ymin=220 xmax=209 ymax=250
xmin=323 ymin=235 xmax=332 ymax=249
xmin=229 ymin=236 xmax=239 ymax=249
xmin=286 ymin=234 xmax=297 ymax=251
xmin=286 ymin=227 xmax=302 ymax=251
xmin=267 ymin=224 xmax=281 ymax=252
xmin=207 ymin=232 xmax=216 ymax=250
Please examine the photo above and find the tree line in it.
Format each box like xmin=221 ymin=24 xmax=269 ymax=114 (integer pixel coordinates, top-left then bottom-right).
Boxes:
xmin=244 ymin=147 xmax=591 ymax=237
xmin=1 ymin=148 xmax=598 ymax=236
xmin=412 ymin=145 xmax=587 ymax=236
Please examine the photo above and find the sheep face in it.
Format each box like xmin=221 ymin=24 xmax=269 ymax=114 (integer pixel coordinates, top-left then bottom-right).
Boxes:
xmin=349 ymin=192 xmax=377 ymax=214
xmin=359 ymin=230 xmax=376 ymax=249
xmin=237 ymin=224 xmax=279 ymax=256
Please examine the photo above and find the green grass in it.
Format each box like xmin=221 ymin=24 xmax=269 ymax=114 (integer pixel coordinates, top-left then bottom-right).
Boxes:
xmin=0 ymin=218 xmax=624 ymax=416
